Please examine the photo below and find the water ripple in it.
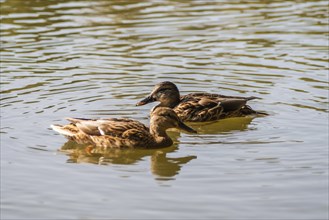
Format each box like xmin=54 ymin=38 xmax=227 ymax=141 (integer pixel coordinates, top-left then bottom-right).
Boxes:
xmin=1 ymin=0 xmax=328 ymax=219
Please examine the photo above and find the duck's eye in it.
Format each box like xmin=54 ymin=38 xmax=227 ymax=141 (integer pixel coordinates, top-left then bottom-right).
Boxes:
xmin=159 ymin=112 xmax=172 ymax=118
xmin=155 ymin=89 xmax=168 ymax=98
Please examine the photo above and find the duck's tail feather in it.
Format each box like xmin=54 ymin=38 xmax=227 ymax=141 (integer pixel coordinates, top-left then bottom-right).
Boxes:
xmin=246 ymin=96 xmax=261 ymax=101
xmin=51 ymin=124 xmax=76 ymax=137
xmin=241 ymin=105 xmax=269 ymax=116
xmin=255 ymin=111 xmax=269 ymax=116
xmin=65 ymin=117 xmax=92 ymax=124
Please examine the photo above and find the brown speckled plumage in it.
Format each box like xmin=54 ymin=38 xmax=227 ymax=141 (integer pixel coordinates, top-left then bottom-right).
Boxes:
xmin=137 ymin=81 xmax=267 ymax=122
xmin=51 ymin=107 xmax=196 ymax=149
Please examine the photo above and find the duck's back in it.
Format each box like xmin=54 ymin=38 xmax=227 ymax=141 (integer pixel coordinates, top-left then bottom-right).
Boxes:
xmin=95 ymin=118 xmax=148 ymax=137
xmin=53 ymin=117 xmax=152 ymax=148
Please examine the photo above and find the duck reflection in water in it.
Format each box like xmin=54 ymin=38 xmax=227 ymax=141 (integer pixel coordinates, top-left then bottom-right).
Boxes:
xmin=59 ymin=130 xmax=196 ymax=180
xmin=191 ymin=115 xmax=255 ymax=134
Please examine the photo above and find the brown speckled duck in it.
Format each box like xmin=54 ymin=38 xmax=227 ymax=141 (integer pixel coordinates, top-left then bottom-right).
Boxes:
xmin=136 ymin=81 xmax=267 ymax=122
xmin=51 ymin=107 xmax=196 ymax=149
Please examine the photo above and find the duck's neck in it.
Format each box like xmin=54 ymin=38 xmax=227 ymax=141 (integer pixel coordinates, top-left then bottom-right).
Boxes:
xmin=169 ymin=91 xmax=181 ymax=108
xmin=167 ymin=97 xmax=180 ymax=108
xmin=150 ymin=124 xmax=173 ymax=148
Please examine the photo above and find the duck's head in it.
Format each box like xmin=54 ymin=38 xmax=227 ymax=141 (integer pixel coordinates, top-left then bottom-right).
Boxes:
xmin=150 ymin=107 xmax=196 ymax=134
xmin=136 ymin=81 xmax=180 ymax=108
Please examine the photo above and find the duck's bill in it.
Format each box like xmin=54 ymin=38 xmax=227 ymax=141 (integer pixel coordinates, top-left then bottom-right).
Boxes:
xmin=136 ymin=95 xmax=155 ymax=106
xmin=178 ymin=121 xmax=197 ymax=134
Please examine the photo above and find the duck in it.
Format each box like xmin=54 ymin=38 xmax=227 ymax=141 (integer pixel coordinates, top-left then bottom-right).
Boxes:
xmin=51 ymin=107 xmax=196 ymax=149
xmin=136 ymin=81 xmax=267 ymax=122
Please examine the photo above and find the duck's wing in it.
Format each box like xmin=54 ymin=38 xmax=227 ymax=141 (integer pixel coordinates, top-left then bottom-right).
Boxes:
xmin=65 ymin=117 xmax=147 ymax=136
xmin=219 ymin=99 xmax=248 ymax=112
xmin=66 ymin=117 xmax=104 ymax=136
xmin=175 ymin=97 xmax=223 ymax=122
xmin=53 ymin=118 xmax=150 ymax=148
xmin=176 ymin=94 xmax=255 ymax=122
xmin=97 ymin=119 xmax=148 ymax=137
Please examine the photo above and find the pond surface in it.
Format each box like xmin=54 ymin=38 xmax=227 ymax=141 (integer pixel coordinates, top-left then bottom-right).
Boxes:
xmin=1 ymin=0 xmax=328 ymax=219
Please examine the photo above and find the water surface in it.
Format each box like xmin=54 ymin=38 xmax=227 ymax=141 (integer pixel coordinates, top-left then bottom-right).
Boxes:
xmin=1 ymin=0 xmax=328 ymax=219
